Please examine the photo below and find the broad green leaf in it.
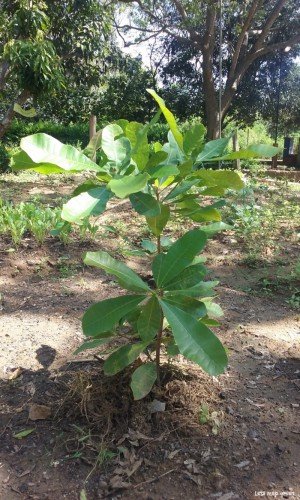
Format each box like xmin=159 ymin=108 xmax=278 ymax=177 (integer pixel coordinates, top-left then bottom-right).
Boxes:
xmin=146 ymin=203 xmax=170 ymax=236
xmin=152 ymin=229 xmax=207 ymax=287
xmin=147 ymin=164 xmax=180 ymax=179
xmin=82 ymin=295 xmax=146 ymax=337
xmin=141 ymin=239 xmax=157 ymax=253
xmin=72 ymin=180 xmax=100 ymax=197
xmin=201 ymin=316 xmax=221 ymax=327
xmin=147 ymin=89 xmax=184 ymax=151
xmin=73 ymin=335 xmax=113 ymax=354
xmin=14 ymin=103 xmax=37 ymax=118
xmin=16 ymin=134 xmax=100 ymax=173
xmin=160 ymin=299 xmax=228 ymax=375
xmin=183 ymin=123 xmax=206 ymax=155
xmin=102 ymin=124 xmax=131 ymax=168
xmin=164 ymin=180 xmax=199 ymax=201
xmin=84 ymin=251 xmax=150 ymax=292
xmin=214 ymin=143 xmax=279 ymax=161
xmin=146 ymin=151 xmax=168 ymax=169
xmin=84 ymin=130 xmax=102 ymax=159
xmin=195 ymin=137 xmax=230 ymax=163
xmin=108 ymin=173 xmax=149 ymax=199
xmin=201 ymin=186 xmax=226 ymax=196
xmin=62 ymin=187 xmax=112 ymax=222
xmin=126 ymin=121 xmax=149 ymax=170
xmin=182 ymin=206 xmax=222 ymax=223
xmin=13 ymin=429 xmax=35 ymax=439
xmin=200 ymin=222 xmax=232 ymax=237
xmin=162 ymin=295 xmax=207 ymax=318
xmin=137 ymin=295 xmax=162 ymax=341
xmin=129 ymin=192 xmax=161 ymax=216
xmin=165 ymin=263 xmax=207 ymax=291
xmin=11 ymin=150 xmax=62 ymax=174
xmin=165 ymin=280 xmax=218 ymax=297
xmin=104 ymin=341 xmax=148 ymax=375
xmin=131 ymin=363 xmax=157 ymax=400
xmin=202 ymin=299 xmax=224 ymax=318
xmin=194 ymin=169 xmax=244 ymax=190
xmin=178 ymin=159 xmax=193 ymax=177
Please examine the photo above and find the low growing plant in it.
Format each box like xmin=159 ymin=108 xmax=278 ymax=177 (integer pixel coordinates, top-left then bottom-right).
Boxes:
xmin=11 ymin=90 xmax=278 ymax=399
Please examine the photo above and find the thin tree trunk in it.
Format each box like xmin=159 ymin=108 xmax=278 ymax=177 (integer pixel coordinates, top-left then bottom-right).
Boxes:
xmin=0 ymin=89 xmax=31 ymax=139
xmin=0 ymin=61 xmax=10 ymax=90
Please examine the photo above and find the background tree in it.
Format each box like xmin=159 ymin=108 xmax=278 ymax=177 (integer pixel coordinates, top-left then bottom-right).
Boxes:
xmin=117 ymin=0 xmax=300 ymax=138
xmin=0 ymin=0 xmax=112 ymax=137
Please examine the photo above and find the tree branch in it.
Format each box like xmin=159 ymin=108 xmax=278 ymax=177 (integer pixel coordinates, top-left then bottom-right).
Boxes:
xmin=228 ymin=0 xmax=263 ymax=80
xmin=253 ymin=0 xmax=287 ymax=51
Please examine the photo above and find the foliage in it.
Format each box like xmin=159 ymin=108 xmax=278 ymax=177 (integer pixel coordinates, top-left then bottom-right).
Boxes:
xmin=0 ymin=197 xmax=98 ymax=246
xmin=224 ymin=179 xmax=300 ymax=264
xmin=12 ymin=90 xmax=278 ymax=399
xmin=0 ymin=143 xmax=10 ymax=172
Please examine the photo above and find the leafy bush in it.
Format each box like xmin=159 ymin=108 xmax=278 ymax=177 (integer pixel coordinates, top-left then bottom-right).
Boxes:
xmin=12 ymin=90 xmax=278 ymax=399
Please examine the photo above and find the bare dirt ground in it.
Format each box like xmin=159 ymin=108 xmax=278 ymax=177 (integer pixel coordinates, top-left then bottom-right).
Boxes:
xmin=0 ymin=172 xmax=299 ymax=500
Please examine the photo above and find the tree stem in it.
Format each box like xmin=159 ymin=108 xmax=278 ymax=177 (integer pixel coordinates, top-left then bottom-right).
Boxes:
xmin=155 ymin=186 xmax=163 ymax=385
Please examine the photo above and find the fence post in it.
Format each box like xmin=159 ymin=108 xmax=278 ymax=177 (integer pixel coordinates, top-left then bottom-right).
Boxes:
xmin=271 ymin=142 xmax=278 ymax=169
xmin=232 ymin=130 xmax=240 ymax=170
xmin=89 ymin=114 xmax=97 ymax=141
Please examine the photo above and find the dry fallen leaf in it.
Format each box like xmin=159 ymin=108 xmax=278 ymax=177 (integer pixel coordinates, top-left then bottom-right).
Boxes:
xmin=109 ymin=475 xmax=131 ymax=490
xmin=28 ymin=404 xmax=51 ymax=421
xmin=9 ymin=367 xmax=23 ymax=380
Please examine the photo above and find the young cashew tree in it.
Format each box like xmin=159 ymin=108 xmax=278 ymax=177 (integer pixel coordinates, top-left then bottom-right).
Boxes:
xmin=12 ymin=90 xmax=278 ymax=399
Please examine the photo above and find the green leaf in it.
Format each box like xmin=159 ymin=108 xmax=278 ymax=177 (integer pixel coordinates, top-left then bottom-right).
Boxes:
xmin=146 ymin=151 xmax=168 ymax=169
xmin=194 ymin=169 xmax=244 ymax=190
xmin=14 ymin=134 xmax=100 ymax=173
xmin=108 ymin=173 xmax=149 ymax=199
xmin=14 ymin=103 xmax=37 ymax=118
xmin=141 ymin=239 xmax=157 ymax=253
xmin=202 ymin=299 xmax=224 ymax=318
xmin=165 ymin=263 xmax=207 ymax=291
xmin=147 ymin=89 xmax=184 ymax=151
xmin=104 ymin=342 xmax=148 ymax=375
xmin=129 ymin=192 xmax=161 ymax=216
xmin=166 ymin=340 xmax=180 ymax=356
xmin=84 ymin=251 xmax=150 ymax=293
xmin=164 ymin=180 xmax=199 ymax=201
xmin=125 ymin=121 xmax=149 ymax=170
xmin=72 ymin=180 xmax=100 ymax=197
xmin=152 ymin=229 xmax=207 ymax=287
xmin=13 ymin=429 xmax=35 ymax=439
xmin=73 ymin=335 xmax=113 ymax=354
xmin=101 ymin=124 xmax=131 ymax=169
xmin=147 ymin=164 xmax=180 ymax=179
xmin=195 ymin=137 xmax=230 ymax=163
xmin=165 ymin=280 xmax=218 ymax=297
xmin=160 ymin=299 xmax=228 ymax=375
xmin=146 ymin=203 xmax=170 ymax=236
xmin=82 ymin=295 xmax=146 ymax=337
xmin=162 ymin=295 xmax=207 ymax=318
xmin=131 ymin=363 xmax=157 ymax=400
xmin=84 ymin=130 xmax=102 ymax=159
xmin=182 ymin=206 xmax=222 ymax=223
xmin=200 ymin=222 xmax=232 ymax=237
xmin=137 ymin=295 xmax=162 ymax=341
xmin=183 ymin=123 xmax=206 ymax=155
xmin=214 ymin=143 xmax=279 ymax=160
xmin=62 ymin=187 xmax=112 ymax=222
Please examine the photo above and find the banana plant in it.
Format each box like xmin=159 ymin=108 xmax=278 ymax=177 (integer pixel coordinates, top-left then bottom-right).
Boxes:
xmin=11 ymin=91 xmax=279 ymax=399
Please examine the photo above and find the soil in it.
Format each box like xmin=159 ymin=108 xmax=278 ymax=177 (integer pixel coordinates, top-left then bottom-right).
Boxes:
xmin=0 ymin=173 xmax=299 ymax=500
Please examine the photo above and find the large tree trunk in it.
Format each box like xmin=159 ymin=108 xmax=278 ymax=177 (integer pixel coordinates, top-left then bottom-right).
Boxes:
xmin=0 ymin=89 xmax=31 ymax=139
